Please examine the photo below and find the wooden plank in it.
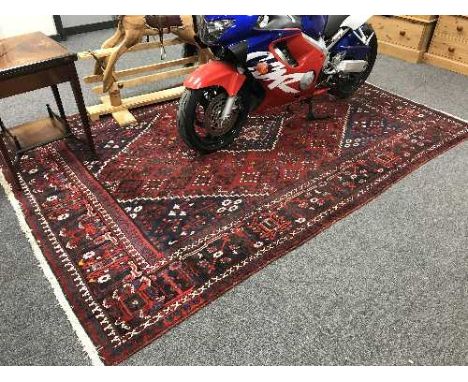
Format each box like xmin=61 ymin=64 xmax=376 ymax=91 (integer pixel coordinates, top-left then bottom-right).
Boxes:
xmin=77 ymin=38 xmax=184 ymax=60
xmin=91 ymin=66 xmax=197 ymax=94
xmin=112 ymin=110 xmax=137 ymax=126
xmin=100 ymin=95 xmax=137 ymax=126
xmin=89 ymin=114 xmax=100 ymax=122
xmin=377 ymin=40 xmax=425 ymax=63
xmin=83 ymin=56 xmax=199 ymax=84
xmin=87 ymin=86 xmax=186 ymax=119
xmin=424 ymin=52 xmax=468 ymax=75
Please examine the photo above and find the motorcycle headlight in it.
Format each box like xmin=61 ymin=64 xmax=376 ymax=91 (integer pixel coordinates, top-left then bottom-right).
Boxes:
xmin=201 ymin=18 xmax=235 ymax=44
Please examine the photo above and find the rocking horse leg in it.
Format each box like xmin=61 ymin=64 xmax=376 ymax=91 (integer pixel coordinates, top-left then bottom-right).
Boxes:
xmin=93 ymin=22 xmax=125 ymax=75
xmin=102 ymin=30 xmax=143 ymax=92
xmin=101 ymin=27 xmax=125 ymax=49
xmin=101 ymin=15 xmax=147 ymax=92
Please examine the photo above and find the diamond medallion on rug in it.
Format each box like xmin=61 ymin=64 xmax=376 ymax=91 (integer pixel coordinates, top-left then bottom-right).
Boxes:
xmin=1 ymin=84 xmax=467 ymax=364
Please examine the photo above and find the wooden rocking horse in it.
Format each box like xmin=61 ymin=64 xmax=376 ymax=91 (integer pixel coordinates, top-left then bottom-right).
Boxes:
xmin=94 ymin=15 xmax=212 ymax=93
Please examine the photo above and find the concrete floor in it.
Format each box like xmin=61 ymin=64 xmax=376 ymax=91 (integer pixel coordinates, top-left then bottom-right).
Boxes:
xmin=0 ymin=29 xmax=467 ymax=365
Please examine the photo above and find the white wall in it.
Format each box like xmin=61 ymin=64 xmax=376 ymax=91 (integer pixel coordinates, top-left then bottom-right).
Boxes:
xmin=0 ymin=16 xmax=57 ymax=38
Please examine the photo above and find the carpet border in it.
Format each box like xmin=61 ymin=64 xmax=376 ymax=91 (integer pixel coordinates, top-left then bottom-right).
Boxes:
xmin=0 ymin=171 xmax=104 ymax=366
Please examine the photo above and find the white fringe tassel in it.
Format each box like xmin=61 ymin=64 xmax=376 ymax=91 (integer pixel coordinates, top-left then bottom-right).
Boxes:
xmin=0 ymin=171 xmax=104 ymax=366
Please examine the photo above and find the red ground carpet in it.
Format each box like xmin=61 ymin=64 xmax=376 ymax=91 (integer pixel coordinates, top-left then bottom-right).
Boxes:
xmin=2 ymin=84 xmax=467 ymax=364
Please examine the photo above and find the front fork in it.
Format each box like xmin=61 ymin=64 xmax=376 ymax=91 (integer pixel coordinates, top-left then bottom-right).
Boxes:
xmin=221 ymin=95 xmax=238 ymax=119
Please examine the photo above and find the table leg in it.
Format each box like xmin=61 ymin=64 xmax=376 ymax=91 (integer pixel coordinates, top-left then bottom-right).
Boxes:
xmin=68 ymin=63 xmax=96 ymax=155
xmin=0 ymin=120 xmax=21 ymax=190
xmin=51 ymin=84 xmax=67 ymax=120
xmin=51 ymin=84 xmax=72 ymax=135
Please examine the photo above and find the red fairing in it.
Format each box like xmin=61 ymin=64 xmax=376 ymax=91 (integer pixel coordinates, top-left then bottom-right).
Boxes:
xmin=183 ymin=60 xmax=246 ymax=96
xmin=254 ymin=32 xmax=327 ymax=112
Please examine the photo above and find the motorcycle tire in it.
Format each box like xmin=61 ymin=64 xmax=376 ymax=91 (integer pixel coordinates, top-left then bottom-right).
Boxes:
xmin=177 ymin=87 xmax=250 ymax=153
xmin=329 ymin=24 xmax=378 ymax=99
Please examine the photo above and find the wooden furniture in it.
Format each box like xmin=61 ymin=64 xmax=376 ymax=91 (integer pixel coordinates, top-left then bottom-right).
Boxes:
xmin=369 ymin=15 xmax=437 ymax=63
xmin=90 ymin=15 xmax=209 ymax=94
xmin=75 ymin=14 xmax=215 ymax=127
xmin=0 ymin=32 xmax=96 ymax=189
xmin=424 ymin=16 xmax=468 ymax=76
xmin=79 ymin=38 xmax=202 ymax=127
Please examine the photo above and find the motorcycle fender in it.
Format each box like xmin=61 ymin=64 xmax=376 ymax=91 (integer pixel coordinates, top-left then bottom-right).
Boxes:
xmin=183 ymin=61 xmax=247 ymax=96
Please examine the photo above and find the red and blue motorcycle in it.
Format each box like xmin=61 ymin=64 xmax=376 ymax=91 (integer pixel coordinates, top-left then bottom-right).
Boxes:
xmin=177 ymin=15 xmax=377 ymax=152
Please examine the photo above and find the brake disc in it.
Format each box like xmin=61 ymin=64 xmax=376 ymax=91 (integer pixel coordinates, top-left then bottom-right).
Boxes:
xmin=204 ymin=94 xmax=240 ymax=137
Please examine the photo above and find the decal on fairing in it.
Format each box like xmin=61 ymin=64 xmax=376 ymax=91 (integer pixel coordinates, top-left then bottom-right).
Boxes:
xmin=246 ymin=51 xmax=303 ymax=94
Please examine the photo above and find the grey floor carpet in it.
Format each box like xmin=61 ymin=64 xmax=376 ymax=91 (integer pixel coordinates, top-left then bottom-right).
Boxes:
xmin=0 ymin=29 xmax=466 ymax=365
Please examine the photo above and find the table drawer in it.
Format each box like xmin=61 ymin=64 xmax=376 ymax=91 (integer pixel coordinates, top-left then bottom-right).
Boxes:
xmin=369 ymin=16 xmax=434 ymax=50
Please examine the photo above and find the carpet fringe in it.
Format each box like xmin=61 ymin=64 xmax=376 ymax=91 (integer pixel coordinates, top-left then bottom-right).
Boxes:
xmin=0 ymin=170 xmax=104 ymax=366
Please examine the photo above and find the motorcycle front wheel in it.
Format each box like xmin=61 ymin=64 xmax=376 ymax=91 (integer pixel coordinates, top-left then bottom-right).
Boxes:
xmin=177 ymin=86 xmax=249 ymax=153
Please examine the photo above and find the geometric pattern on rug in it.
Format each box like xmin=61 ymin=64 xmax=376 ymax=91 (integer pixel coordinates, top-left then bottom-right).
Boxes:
xmin=2 ymin=84 xmax=466 ymax=364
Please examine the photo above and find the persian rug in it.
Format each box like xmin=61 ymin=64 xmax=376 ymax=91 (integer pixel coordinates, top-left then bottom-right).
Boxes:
xmin=1 ymin=84 xmax=466 ymax=365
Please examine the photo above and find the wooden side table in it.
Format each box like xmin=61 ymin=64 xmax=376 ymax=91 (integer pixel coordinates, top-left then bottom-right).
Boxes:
xmin=0 ymin=32 xmax=96 ymax=190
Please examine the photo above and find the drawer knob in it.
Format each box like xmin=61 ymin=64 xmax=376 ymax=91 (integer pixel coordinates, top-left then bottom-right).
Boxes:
xmin=399 ymin=30 xmax=406 ymax=36
xmin=456 ymin=25 xmax=463 ymax=32
xmin=448 ymin=47 xmax=455 ymax=53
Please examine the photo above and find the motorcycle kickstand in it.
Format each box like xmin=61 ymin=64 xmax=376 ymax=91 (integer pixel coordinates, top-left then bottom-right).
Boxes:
xmin=306 ymin=100 xmax=332 ymax=121
xmin=284 ymin=104 xmax=295 ymax=127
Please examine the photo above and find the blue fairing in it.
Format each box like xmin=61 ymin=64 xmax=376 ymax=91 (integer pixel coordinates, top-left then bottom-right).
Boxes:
xmin=330 ymin=32 xmax=369 ymax=59
xmin=301 ymin=16 xmax=327 ymax=38
xmin=202 ymin=15 xmax=369 ymax=59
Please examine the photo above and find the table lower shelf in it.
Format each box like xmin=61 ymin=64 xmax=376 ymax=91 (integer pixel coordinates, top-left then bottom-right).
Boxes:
xmin=3 ymin=114 xmax=70 ymax=154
